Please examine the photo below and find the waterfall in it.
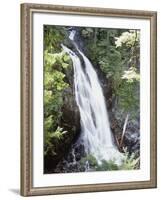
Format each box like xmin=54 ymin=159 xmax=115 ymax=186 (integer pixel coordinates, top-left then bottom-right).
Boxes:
xmin=61 ymin=30 xmax=123 ymax=164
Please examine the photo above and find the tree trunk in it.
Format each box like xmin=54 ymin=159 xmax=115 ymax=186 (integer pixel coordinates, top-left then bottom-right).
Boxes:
xmin=120 ymin=113 xmax=129 ymax=148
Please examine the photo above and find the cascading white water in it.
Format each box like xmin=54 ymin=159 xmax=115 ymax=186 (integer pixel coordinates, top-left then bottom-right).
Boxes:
xmin=62 ymin=30 xmax=123 ymax=164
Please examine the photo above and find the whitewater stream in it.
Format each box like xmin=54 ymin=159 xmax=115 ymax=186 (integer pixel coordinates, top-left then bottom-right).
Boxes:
xmin=61 ymin=30 xmax=122 ymax=165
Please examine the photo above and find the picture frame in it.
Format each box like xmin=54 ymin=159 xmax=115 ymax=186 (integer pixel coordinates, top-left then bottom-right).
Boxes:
xmin=20 ymin=3 xmax=157 ymax=196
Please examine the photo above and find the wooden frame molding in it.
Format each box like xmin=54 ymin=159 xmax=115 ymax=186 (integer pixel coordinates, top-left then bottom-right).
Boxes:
xmin=21 ymin=3 xmax=157 ymax=196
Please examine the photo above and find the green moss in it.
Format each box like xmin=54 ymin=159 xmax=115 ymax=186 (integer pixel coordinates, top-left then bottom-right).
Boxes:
xmin=80 ymin=154 xmax=98 ymax=168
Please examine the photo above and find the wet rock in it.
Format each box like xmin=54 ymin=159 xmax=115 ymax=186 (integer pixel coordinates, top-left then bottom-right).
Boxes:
xmin=110 ymin=108 xmax=140 ymax=155
xmin=124 ymin=119 xmax=140 ymax=155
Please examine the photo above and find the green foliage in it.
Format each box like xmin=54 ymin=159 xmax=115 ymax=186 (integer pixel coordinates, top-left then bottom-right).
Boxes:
xmin=116 ymin=80 xmax=139 ymax=114
xmin=99 ymin=48 xmax=122 ymax=79
xmin=80 ymin=154 xmax=98 ymax=168
xmin=114 ymin=31 xmax=140 ymax=114
xmin=82 ymin=28 xmax=140 ymax=117
xmin=96 ymin=159 xmax=119 ymax=171
xmin=115 ymin=30 xmax=140 ymax=48
xmin=44 ymin=126 xmax=67 ymax=156
xmin=122 ymin=67 xmax=140 ymax=83
xmin=44 ymin=25 xmax=71 ymax=159
xmin=44 ymin=50 xmax=70 ymax=72
xmin=120 ymin=148 xmax=140 ymax=170
xmin=79 ymin=152 xmax=139 ymax=171
xmin=43 ymin=25 xmax=140 ymax=171
xmin=44 ymin=25 xmax=68 ymax=53
xmin=44 ymin=50 xmax=70 ymax=122
xmin=81 ymin=28 xmax=93 ymax=38
xmin=53 ymin=126 xmax=67 ymax=139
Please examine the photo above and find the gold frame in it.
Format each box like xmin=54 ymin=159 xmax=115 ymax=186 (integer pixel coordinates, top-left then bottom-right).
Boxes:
xmin=21 ymin=3 xmax=157 ymax=196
